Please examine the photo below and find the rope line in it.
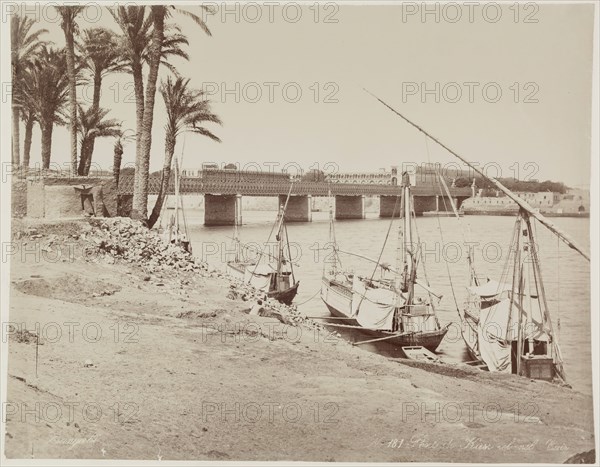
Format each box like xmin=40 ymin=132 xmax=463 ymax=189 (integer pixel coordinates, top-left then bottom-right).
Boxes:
xmin=294 ymin=288 xmax=321 ymax=306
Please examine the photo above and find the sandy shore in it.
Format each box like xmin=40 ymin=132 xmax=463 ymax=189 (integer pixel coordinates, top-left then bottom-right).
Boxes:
xmin=3 ymin=219 xmax=596 ymax=462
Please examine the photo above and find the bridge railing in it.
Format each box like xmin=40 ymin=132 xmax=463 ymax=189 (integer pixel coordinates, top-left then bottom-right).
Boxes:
xmin=117 ymin=175 xmax=472 ymax=197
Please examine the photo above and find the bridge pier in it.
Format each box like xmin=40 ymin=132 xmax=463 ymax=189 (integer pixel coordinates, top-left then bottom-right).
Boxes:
xmin=413 ymin=196 xmax=438 ymax=215
xmin=434 ymin=195 xmax=467 ymax=212
xmin=279 ymin=195 xmax=312 ymax=222
xmin=204 ymin=194 xmax=242 ymax=226
xmin=335 ymin=195 xmax=365 ymax=220
xmin=379 ymin=195 xmax=401 ymax=218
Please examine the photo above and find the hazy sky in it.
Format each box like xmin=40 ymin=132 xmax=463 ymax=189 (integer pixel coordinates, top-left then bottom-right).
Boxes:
xmin=16 ymin=2 xmax=596 ymax=187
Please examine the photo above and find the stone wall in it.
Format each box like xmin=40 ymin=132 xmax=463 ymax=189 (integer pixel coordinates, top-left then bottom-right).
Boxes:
xmin=11 ymin=179 xmax=28 ymax=219
xmin=24 ymin=176 xmax=118 ymax=220
xmin=460 ymin=197 xmax=519 ymax=215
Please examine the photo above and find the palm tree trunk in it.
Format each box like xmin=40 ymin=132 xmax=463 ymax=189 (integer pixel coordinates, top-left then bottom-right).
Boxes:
xmin=132 ymin=60 xmax=145 ymax=144
xmin=78 ymin=137 xmax=90 ymax=175
xmin=133 ymin=6 xmax=165 ymax=221
xmin=81 ymin=70 xmax=103 ymax=176
xmin=83 ymin=147 xmax=94 ymax=175
xmin=131 ymin=58 xmax=145 ymax=217
xmin=40 ymin=120 xmax=53 ymax=169
xmin=11 ymin=15 xmax=20 ymax=168
xmin=23 ymin=115 xmax=34 ymax=169
xmin=64 ymin=24 xmax=78 ymax=175
xmin=12 ymin=106 xmax=21 ymax=167
xmin=92 ymin=70 xmax=101 ymax=109
xmin=148 ymin=131 xmax=176 ymax=228
xmin=113 ymin=140 xmax=123 ymax=188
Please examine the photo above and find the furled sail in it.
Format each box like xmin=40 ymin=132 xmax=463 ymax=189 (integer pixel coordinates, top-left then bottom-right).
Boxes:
xmin=351 ymin=276 xmax=396 ymax=330
xmin=478 ymin=297 xmax=548 ymax=372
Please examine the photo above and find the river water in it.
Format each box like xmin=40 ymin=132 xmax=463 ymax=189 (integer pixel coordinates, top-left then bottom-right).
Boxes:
xmin=185 ymin=209 xmax=591 ymax=395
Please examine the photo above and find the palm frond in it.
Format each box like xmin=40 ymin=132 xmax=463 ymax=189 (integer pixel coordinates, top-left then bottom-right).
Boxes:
xmin=17 ymin=46 xmax=70 ymax=128
xmin=78 ymin=104 xmax=123 ymax=140
xmin=169 ymin=6 xmax=213 ymax=36
xmin=160 ymin=75 xmax=222 ymax=142
xmin=190 ymin=126 xmax=221 ymax=143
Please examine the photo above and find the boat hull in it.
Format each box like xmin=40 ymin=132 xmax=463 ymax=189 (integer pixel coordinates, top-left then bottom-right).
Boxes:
xmin=321 ymin=290 xmax=448 ymax=353
xmin=269 ymin=282 xmax=299 ymax=305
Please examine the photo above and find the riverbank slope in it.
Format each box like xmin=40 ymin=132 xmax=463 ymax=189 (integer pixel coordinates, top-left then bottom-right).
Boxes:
xmin=3 ymin=218 xmax=595 ymax=462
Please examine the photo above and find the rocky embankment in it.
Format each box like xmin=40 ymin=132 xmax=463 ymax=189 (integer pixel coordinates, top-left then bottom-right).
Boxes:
xmin=4 ymin=217 xmax=596 ymax=462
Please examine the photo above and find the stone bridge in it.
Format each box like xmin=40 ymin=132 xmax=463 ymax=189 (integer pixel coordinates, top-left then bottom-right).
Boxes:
xmin=117 ymin=173 xmax=473 ymax=225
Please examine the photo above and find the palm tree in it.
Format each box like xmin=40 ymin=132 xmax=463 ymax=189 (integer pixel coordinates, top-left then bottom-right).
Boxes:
xmin=112 ymin=128 xmax=135 ymax=188
xmin=77 ymin=27 xmax=127 ymax=175
xmin=17 ymin=47 xmax=69 ymax=168
xmin=110 ymin=5 xmax=213 ymax=220
xmin=77 ymin=105 xmax=122 ymax=175
xmin=11 ymin=14 xmax=47 ymax=167
xmin=147 ymin=77 xmax=221 ymax=228
xmin=56 ymin=6 xmax=85 ymax=174
xmin=134 ymin=5 xmax=213 ymax=221
xmin=110 ymin=6 xmax=152 ymax=178
xmin=110 ymin=6 xmax=191 ymax=127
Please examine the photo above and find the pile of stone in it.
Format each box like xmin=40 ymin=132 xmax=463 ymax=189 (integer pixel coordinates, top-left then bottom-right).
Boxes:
xmin=83 ymin=217 xmax=207 ymax=275
xmin=226 ymin=279 xmax=333 ymax=334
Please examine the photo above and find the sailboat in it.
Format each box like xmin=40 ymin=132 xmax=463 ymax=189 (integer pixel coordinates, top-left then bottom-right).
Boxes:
xmin=364 ymin=89 xmax=591 ymax=382
xmin=226 ymin=208 xmax=255 ymax=282
xmin=229 ymin=190 xmax=300 ymax=305
xmin=433 ymin=171 xmax=490 ymax=368
xmin=160 ymin=151 xmax=192 ymax=253
xmin=459 ymin=213 xmax=561 ymax=379
xmin=320 ymin=175 xmax=450 ymax=352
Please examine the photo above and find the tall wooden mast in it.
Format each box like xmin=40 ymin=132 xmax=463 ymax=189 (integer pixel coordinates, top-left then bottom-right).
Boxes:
xmin=402 ymin=172 xmax=415 ymax=302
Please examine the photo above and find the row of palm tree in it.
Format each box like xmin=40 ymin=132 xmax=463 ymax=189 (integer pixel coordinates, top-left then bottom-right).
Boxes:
xmin=11 ymin=5 xmax=222 ymax=227
xmin=11 ymin=15 xmax=47 ymax=167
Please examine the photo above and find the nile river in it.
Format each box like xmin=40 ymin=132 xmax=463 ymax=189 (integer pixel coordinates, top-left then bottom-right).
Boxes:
xmin=185 ymin=210 xmax=591 ymax=395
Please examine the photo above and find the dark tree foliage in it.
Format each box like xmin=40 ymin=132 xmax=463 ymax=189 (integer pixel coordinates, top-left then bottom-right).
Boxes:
xmin=462 ymin=175 xmax=568 ymax=194
xmin=302 ymin=169 xmax=326 ymax=182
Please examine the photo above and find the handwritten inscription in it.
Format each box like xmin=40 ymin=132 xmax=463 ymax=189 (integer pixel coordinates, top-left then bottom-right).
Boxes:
xmin=369 ymin=435 xmax=569 ymax=452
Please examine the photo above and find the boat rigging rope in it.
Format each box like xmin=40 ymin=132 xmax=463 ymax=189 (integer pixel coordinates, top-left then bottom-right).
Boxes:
xmin=354 ymin=195 xmax=401 ymax=314
xmin=247 ymin=184 xmax=293 ymax=282
xmin=434 ymin=174 xmax=460 ymax=313
xmin=422 ymin=134 xmax=459 ymax=313
xmin=498 ymin=219 xmax=518 ymax=292
xmin=294 ymin=288 xmax=322 ymax=306
xmin=327 ymin=184 xmax=343 ymax=270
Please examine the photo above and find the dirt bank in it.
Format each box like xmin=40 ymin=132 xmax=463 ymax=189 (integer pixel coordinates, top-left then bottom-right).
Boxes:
xmin=3 ymin=219 xmax=596 ymax=462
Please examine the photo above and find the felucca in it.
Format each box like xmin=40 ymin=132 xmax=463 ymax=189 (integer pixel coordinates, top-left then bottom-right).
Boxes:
xmin=229 ymin=188 xmax=300 ymax=305
xmin=320 ymin=176 xmax=450 ymax=352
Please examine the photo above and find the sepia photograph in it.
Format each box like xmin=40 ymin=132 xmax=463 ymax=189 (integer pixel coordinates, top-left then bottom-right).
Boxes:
xmin=1 ymin=0 xmax=598 ymax=464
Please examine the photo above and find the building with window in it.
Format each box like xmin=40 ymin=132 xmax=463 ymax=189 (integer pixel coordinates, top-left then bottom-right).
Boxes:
xmin=461 ymin=188 xmax=589 ymax=216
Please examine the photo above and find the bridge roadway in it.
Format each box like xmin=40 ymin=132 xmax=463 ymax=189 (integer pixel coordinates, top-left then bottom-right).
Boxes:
xmin=117 ymin=175 xmax=473 ymax=225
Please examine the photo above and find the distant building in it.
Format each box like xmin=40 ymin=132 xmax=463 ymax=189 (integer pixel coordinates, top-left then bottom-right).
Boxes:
xmin=461 ymin=188 xmax=589 ymax=217
xmin=325 ymin=165 xmax=459 ymax=187
xmin=326 ymin=166 xmax=399 ymax=185
xmin=551 ymin=188 xmax=589 ymax=214
xmin=514 ymin=191 xmax=561 ymax=208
